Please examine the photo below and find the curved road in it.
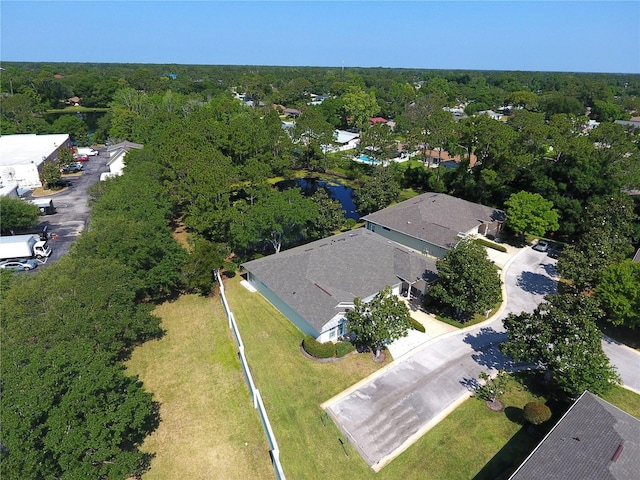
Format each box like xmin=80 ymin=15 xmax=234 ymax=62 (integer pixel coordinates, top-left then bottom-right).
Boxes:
xmin=323 ymin=247 xmax=640 ymax=471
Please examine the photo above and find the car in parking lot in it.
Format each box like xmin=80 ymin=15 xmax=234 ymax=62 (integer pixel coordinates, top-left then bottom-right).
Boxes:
xmin=0 ymin=258 xmax=39 ymax=271
xmin=61 ymin=162 xmax=83 ymax=174
xmin=532 ymin=240 xmax=549 ymax=252
xmin=74 ymin=154 xmax=89 ymax=162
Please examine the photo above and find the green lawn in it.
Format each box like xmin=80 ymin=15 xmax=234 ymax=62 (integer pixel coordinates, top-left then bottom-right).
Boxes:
xmin=125 ymin=295 xmax=274 ymax=480
xmin=228 ymin=276 xmax=618 ymax=480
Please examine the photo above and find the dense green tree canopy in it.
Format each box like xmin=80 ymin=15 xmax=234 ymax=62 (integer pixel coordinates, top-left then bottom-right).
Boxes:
xmin=558 ymin=195 xmax=638 ymax=291
xmin=428 ymin=239 xmax=502 ymax=321
xmin=1 ymin=343 xmax=157 ymax=479
xmin=341 ymin=86 xmax=380 ymax=128
xmin=0 ymin=196 xmax=41 ymax=232
xmin=346 ymin=286 xmax=412 ymax=358
xmin=501 ymin=294 xmax=619 ymax=397
xmin=228 ymin=188 xmax=318 ymax=254
xmin=504 ymin=191 xmax=560 ymax=237
xmin=596 ymin=260 xmax=640 ymax=329
xmin=353 ymin=165 xmax=401 ymax=215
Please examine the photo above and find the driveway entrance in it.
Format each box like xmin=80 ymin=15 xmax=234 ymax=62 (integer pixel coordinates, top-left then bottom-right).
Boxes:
xmin=322 ymin=247 xmax=554 ymax=471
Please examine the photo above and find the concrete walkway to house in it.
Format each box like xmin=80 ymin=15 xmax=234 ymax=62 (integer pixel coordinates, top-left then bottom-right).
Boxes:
xmin=386 ymin=241 xmax=520 ymax=360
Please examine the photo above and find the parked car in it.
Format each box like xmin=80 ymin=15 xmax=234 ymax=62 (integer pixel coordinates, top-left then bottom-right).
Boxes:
xmin=61 ymin=162 xmax=83 ymax=174
xmin=77 ymin=147 xmax=99 ymax=156
xmin=74 ymin=154 xmax=89 ymax=162
xmin=0 ymin=258 xmax=39 ymax=271
xmin=532 ymin=240 xmax=549 ymax=252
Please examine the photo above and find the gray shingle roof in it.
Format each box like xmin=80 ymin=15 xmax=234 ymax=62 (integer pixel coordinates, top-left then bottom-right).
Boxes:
xmin=510 ymin=391 xmax=640 ymax=480
xmin=362 ymin=193 xmax=505 ymax=249
xmin=241 ymin=228 xmax=437 ymax=332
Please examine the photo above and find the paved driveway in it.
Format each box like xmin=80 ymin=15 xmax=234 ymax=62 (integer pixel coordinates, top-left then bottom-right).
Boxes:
xmin=323 ymin=248 xmax=557 ymax=471
xmin=23 ymin=148 xmax=109 ymax=266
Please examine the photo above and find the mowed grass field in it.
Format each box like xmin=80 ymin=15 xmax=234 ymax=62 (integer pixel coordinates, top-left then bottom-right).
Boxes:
xmin=126 ymin=294 xmax=274 ymax=480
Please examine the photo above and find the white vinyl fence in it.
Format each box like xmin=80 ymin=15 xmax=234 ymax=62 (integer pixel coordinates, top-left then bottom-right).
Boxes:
xmin=216 ymin=271 xmax=286 ymax=480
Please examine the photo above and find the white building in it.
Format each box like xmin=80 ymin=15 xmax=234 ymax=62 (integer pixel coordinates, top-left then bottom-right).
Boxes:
xmin=100 ymin=141 xmax=144 ymax=181
xmin=0 ymin=134 xmax=71 ymax=189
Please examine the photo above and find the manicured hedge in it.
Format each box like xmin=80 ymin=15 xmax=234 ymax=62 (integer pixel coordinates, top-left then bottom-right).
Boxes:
xmin=410 ymin=317 xmax=426 ymax=332
xmin=302 ymin=336 xmax=336 ymax=358
xmin=523 ymin=402 xmax=552 ymax=425
xmin=336 ymin=341 xmax=356 ymax=357
xmin=474 ymin=237 xmax=508 ymax=253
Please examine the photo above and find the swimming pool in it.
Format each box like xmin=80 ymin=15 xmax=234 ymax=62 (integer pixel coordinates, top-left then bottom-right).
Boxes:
xmin=355 ymin=154 xmax=381 ymax=165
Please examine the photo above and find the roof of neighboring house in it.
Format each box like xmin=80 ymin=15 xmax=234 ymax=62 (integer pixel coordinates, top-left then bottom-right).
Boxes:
xmin=510 ymin=391 xmax=640 ymax=480
xmin=615 ymin=120 xmax=640 ymax=129
xmin=106 ymin=141 xmax=144 ymax=166
xmin=335 ymin=129 xmax=360 ymax=144
xmin=422 ymin=147 xmax=478 ymax=168
xmin=633 ymin=248 xmax=640 ymax=262
xmin=241 ymin=228 xmax=437 ymax=332
xmin=283 ymin=108 xmax=301 ymax=116
xmin=362 ymin=193 xmax=505 ymax=249
xmin=370 ymin=117 xmax=388 ymax=124
xmin=0 ymin=134 xmax=70 ymax=167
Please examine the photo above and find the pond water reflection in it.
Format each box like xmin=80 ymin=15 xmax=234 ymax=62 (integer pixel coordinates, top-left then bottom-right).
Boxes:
xmin=276 ymin=177 xmax=360 ymax=220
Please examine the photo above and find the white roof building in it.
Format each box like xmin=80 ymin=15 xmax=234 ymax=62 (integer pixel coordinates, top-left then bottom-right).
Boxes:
xmin=0 ymin=134 xmax=70 ymax=188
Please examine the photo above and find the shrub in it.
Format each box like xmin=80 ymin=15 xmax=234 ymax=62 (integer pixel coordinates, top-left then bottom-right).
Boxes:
xmin=475 ymin=370 xmax=507 ymax=403
xmin=474 ymin=237 xmax=508 ymax=253
xmin=336 ymin=341 xmax=355 ymax=357
xmin=410 ymin=317 xmax=425 ymax=332
xmin=223 ymin=261 xmax=237 ymax=278
xmin=302 ymin=336 xmax=336 ymax=358
xmin=523 ymin=402 xmax=552 ymax=425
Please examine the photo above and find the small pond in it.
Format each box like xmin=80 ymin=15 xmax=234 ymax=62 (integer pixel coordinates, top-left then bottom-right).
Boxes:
xmin=276 ymin=177 xmax=360 ymax=220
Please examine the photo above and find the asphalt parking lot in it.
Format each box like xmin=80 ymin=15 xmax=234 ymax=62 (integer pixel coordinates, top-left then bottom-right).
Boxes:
xmin=21 ymin=148 xmax=110 ymax=266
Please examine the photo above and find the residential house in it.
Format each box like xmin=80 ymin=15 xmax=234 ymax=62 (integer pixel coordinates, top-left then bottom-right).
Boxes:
xmin=615 ymin=118 xmax=640 ymax=130
xmin=283 ymin=108 xmax=301 ymax=118
xmin=509 ymin=391 xmax=640 ymax=480
xmin=242 ymin=228 xmax=437 ymax=342
xmin=326 ymin=129 xmax=360 ymax=153
xmin=65 ymin=96 xmax=82 ymax=106
xmin=370 ymin=117 xmax=388 ymax=124
xmin=100 ymin=140 xmax=143 ymax=180
xmin=417 ymin=147 xmax=478 ymax=169
xmin=362 ymin=193 xmax=504 ymax=258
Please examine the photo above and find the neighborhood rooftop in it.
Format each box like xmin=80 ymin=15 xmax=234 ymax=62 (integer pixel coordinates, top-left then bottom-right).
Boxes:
xmin=241 ymin=228 xmax=437 ymax=332
xmin=362 ymin=192 xmax=505 ymax=250
xmin=509 ymin=391 xmax=640 ymax=480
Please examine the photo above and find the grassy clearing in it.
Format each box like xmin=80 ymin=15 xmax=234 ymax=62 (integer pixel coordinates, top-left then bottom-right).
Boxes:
xmin=600 ymin=385 xmax=640 ymax=418
xmin=125 ymin=294 xmax=274 ymax=480
xmin=225 ymin=277 xmax=547 ymax=480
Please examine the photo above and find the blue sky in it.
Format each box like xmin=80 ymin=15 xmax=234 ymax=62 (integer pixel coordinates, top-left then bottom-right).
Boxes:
xmin=2 ymin=1 xmax=639 ymax=73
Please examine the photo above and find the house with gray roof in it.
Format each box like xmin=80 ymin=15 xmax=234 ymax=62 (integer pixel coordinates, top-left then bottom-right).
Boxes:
xmin=362 ymin=193 xmax=505 ymax=258
xmin=509 ymin=391 xmax=640 ymax=480
xmin=241 ymin=228 xmax=437 ymax=342
xmin=101 ymin=140 xmax=143 ymax=181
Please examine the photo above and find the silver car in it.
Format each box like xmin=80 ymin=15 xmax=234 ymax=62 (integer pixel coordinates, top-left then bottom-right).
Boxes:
xmin=0 ymin=258 xmax=39 ymax=271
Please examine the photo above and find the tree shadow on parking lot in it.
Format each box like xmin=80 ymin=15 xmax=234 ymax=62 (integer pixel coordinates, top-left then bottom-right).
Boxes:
xmin=541 ymin=262 xmax=558 ymax=278
xmin=516 ymin=271 xmax=557 ymax=296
